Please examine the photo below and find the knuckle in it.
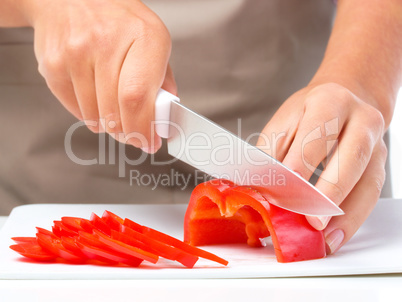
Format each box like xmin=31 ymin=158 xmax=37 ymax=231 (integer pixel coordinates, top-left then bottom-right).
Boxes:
xmin=102 ymin=115 xmax=123 ymax=135
xmin=366 ymin=106 xmax=385 ymax=133
xmin=119 ymin=83 xmax=148 ymax=109
xmin=305 ymin=83 xmax=354 ymax=113
xmin=65 ymin=37 xmax=90 ymax=60
xmin=39 ymin=54 xmax=65 ymax=78
xmin=135 ymin=17 xmax=171 ymax=47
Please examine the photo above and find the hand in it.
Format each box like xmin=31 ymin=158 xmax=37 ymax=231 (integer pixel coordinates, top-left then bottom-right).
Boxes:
xmin=25 ymin=0 xmax=177 ymax=153
xmin=257 ymin=83 xmax=387 ymax=254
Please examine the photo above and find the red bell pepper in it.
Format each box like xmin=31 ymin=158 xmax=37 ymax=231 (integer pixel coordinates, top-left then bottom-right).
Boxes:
xmin=184 ymin=179 xmax=326 ymax=263
xmin=10 ymin=241 xmax=56 ymax=261
xmin=10 ymin=210 xmax=228 ymax=267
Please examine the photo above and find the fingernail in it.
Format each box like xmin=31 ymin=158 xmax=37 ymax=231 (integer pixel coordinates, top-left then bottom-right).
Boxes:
xmin=306 ymin=215 xmax=330 ymax=230
xmin=325 ymin=229 xmax=344 ymax=254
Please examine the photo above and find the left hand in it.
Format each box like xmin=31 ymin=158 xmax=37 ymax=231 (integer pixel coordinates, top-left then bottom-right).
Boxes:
xmin=257 ymin=82 xmax=387 ymax=254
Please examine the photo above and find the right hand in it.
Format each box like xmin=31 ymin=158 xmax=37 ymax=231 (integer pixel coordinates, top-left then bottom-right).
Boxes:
xmin=24 ymin=0 xmax=177 ymax=153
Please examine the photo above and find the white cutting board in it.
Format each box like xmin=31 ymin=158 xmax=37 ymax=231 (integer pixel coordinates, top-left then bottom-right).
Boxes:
xmin=0 ymin=199 xmax=401 ymax=279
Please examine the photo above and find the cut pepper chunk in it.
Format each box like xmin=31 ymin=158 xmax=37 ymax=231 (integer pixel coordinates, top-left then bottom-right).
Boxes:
xmin=184 ymin=179 xmax=326 ymax=263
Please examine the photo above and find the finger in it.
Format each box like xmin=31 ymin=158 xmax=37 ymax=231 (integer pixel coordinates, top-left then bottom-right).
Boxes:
xmin=307 ymin=111 xmax=384 ymax=230
xmin=118 ymin=35 xmax=171 ymax=153
xmin=256 ymin=100 xmax=302 ymax=161
xmin=95 ymin=53 xmax=124 ymax=139
xmin=281 ymin=92 xmax=349 ymax=182
xmin=45 ymin=77 xmax=83 ymax=121
xmin=323 ymin=140 xmax=387 ymax=254
xmin=38 ymin=54 xmax=83 ymax=120
xmin=70 ymin=66 xmax=101 ymax=133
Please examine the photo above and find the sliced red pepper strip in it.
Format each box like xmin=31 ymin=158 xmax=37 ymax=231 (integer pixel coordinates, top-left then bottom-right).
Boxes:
xmin=11 ymin=237 xmax=37 ymax=244
xmin=93 ymin=229 xmax=159 ymax=264
xmin=80 ymin=219 xmax=96 ymax=233
xmin=36 ymin=233 xmax=84 ymax=262
xmin=60 ymin=236 xmax=88 ymax=259
xmin=75 ymin=241 xmax=142 ymax=267
xmin=10 ymin=242 xmax=57 ymax=261
xmin=122 ymin=215 xmax=227 ymax=266
xmin=90 ymin=213 xmax=112 ymax=236
xmin=123 ymin=218 xmax=143 ymax=233
xmin=111 ymin=229 xmax=151 ymax=252
xmin=61 ymin=217 xmax=88 ymax=232
xmin=142 ymin=226 xmax=228 ymax=266
xmin=36 ymin=227 xmax=59 ymax=239
xmin=119 ymin=226 xmax=199 ymax=268
xmin=102 ymin=210 xmax=124 ymax=231
xmin=184 ymin=179 xmax=326 ymax=263
xmin=10 ymin=209 xmax=228 ymax=268
xmin=53 ymin=220 xmax=78 ymax=237
xmin=76 ymin=231 xmax=143 ymax=265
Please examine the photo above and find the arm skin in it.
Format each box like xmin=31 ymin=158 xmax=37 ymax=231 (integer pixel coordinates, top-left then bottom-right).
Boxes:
xmin=311 ymin=0 xmax=402 ymax=126
xmin=258 ymin=0 xmax=402 ymax=254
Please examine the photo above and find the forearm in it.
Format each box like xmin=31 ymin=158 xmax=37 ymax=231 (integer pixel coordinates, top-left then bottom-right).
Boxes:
xmin=310 ymin=0 xmax=402 ymax=127
xmin=0 ymin=0 xmax=31 ymax=27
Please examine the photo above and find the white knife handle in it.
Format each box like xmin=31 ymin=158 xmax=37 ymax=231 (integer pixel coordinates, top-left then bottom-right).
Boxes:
xmin=155 ymin=89 xmax=180 ymax=138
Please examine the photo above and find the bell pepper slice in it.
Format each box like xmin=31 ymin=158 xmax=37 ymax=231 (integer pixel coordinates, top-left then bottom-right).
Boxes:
xmin=61 ymin=217 xmax=95 ymax=233
xmin=184 ymin=179 xmax=326 ymax=263
xmin=123 ymin=218 xmax=143 ymax=233
xmin=101 ymin=210 xmax=124 ymax=231
xmin=36 ymin=233 xmax=84 ymax=262
xmin=53 ymin=220 xmax=78 ymax=237
xmin=118 ymin=226 xmax=199 ymax=268
xmin=60 ymin=236 xmax=88 ymax=259
xmin=11 ymin=237 xmax=38 ymax=244
xmin=75 ymin=241 xmax=143 ymax=267
xmin=10 ymin=209 xmax=228 ymax=267
xmin=93 ymin=229 xmax=159 ymax=264
xmin=36 ymin=227 xmax=59 ymax=239
xmin=142 ymin=226 xmax=228 ymax=266
xmin=10 ymin=242 xmax=57 ymax=261
xmin=90 ymin=213 xmax=112 ymax=236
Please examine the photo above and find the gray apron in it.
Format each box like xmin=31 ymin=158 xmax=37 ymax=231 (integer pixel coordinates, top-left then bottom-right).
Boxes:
xmin=0 ymin=0 xmax=389 ymax=215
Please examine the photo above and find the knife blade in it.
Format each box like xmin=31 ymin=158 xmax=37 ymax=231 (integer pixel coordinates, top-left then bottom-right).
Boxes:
xmin=155 ymin=89 xmax=344 ymax=217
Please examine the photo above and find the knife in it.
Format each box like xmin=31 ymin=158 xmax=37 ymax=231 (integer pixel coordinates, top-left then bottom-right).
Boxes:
xmin=155 ymin=89 xmax=344 ymax=217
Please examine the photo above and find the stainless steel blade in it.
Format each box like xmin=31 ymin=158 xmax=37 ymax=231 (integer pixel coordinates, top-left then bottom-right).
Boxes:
xmin=167 ymin=101 xmax=343 ymax=217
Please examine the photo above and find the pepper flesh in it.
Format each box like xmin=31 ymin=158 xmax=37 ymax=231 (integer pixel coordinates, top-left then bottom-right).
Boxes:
xmin=184 ymin=179 xmax=326 ymax=263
